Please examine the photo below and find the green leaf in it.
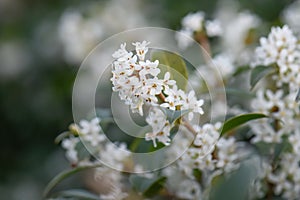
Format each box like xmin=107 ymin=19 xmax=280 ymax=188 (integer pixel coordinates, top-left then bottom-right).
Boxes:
xmin=50 ymin=189 xmax=100 ymax=200
xmin=129 ymin=175 xmax=166 ymax=197
xmin=250 ymin=65 xmax=276 ymax=90
xmin=43 ymin=164 xmax=101 ymax=198
xmin=161 ymin=108 xmax=189 ymax=124
xmin=151 ymin=50 xmax=188 ymax=91
xmin=220 ymin=113 xmax=267 ymax=136
xmin=225 ymin=88 xmax=255 ymax=98
xmin=233 ymin=65 xmax=250 ymax=77
xmin=210 ymin=159 xmax=259 ymax=200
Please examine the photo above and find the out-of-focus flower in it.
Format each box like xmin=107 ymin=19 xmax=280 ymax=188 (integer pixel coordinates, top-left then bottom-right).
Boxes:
xmin=215 ymin=137 xmax=240 ymax=173
xmin=192 ymin=123 xmax=220 ymax=156
xmin=61 ymin=137 xmax=80 ymax=164
xmin=282 ymin=0 xmax=300 ymax=33
xmin=205 ymin=19 xmax=223 ymax=37
xmin=219 ymin=10 xmax=260 ymax=64
xmin=253 ymin=25 xmax=300 ymax=91
xmin=176 ymin=179 xmax=202 ymax=200
xmin=176 ymin=11 xmax=223 ymax=50
xmin=182 ymin=11 xmax=205 ymax=32
xmin=212 ymin=53 xmax=235 ymax=78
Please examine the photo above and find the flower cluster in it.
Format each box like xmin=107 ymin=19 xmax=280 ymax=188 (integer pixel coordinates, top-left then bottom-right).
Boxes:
xmin=145 ymin=107 xmax=171 ymax=147
xmin=50 ymin=6 xmax=300 ymax=200
xmin=248 ymin=25 xmax=300 ymax=199
xmin=111 ymin=41 xmax=174 ymax=116
xmin=111 ymin=41 xmax=205 ymax=147
xmin=253 ymin=25 xmax=300 ymax=91
xmin=60 ymin=117 xmax=131 ymax=198
xmin=163 ymin=125 xmax=241 ymax=199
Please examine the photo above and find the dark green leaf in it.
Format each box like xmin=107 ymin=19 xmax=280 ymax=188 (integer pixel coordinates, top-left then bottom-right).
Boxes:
xmin=225 ymin=88 xmax=255 ymax=98
xmin=250 ymin=65 xmax=276 ymax=90
xmin=50 ymin=189 xmax=100 ymax=200
xmin=210 ymin=160 xmax=259 ymax=200
xmin=220 ymin=113 xmax=267 ymax=136
xmin=233 ymin=65 xmax=250 ymax=77
xmin=151 ymin=50 xmax=188 ymax=91
xmin=129 ymin=175 xmax=166 ymax=197
xmin=43 ymin=164 xmax=101 ymax=198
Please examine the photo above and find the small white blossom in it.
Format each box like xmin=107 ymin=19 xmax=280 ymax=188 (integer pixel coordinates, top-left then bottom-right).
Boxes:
xmin=79 ymin=118 xmax=105 ymax=146
xmin=176 ymin=179 xmax=202 ymax=200
xmin=132 ymin=41 xmax=150 ymax=61
xmin=175 ymin=29 xmax=194 ymax=50
xmin=182 ymin=11 xmax=205 ymax=32
xmin=61 ymin=137 xmax=80 ymax=164
xmin=145 ymin=107 xmax=171 ymax=147
xmin=215 ymin=137 xmax=240 ymax=173
xmin=99 ymin=142 xmax=130 ymax=171
xmin=253 ymin=25 xmax=300 ymax=91
xmin=205 ymin=19 xmax=223 ymax=37
xmin=212 ymin=53 xmax=235 ymax=78
xmin=180 ymin=90 xmax=204 ymax=120
xmin=193 ymin=123 xmax=221 ymax=157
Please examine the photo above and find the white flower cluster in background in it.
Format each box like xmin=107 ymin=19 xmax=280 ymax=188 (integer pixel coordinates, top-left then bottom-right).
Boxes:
xmin=163 ymin=126 xmax=242 ymax=200
xmin=111 ymin=41 xmax=205 ymax=147
xmin=61 ymin=117 xmax=131 ymax=198
xmin=249 ymin=25 xmax=300 ymax=200
xmin=61 ymin=118 xmax=130 ymax=167
xmin=253 ymin=25 xmax=300 ymax=91
xmin=221 ymin=11 xmax=260 ymax=65
xmin=175 ymin=11 xmax=222 ymax=49
xmin=58 ymin=0 xmax=150 ymax=64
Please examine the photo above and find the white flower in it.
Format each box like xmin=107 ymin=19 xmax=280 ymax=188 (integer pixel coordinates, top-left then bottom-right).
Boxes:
xmin=212 ymin=53 xmax=234 ymax=78
xmin=160 ymin=85 xmax=185 ymax=110
xmin=145 ymin=107 xmax=171 ymax=147
xmin=176 ymin=179 xmax=202 ymax=200
xmin=282 ymin=0 xmax=300 ymax=33
xmin=215 ymin=137 xmax=240 ymax=173
xmin=79 ymin=118 xmax=105 ymax=146
xmin=193 ymin=123 xmax=220 ymax=157
xmin=182 ymin=11 xmax=205 ymax=32
xmin=139 ymin=60 xmax=160 ymax=77
xmin=62 ymin=137 xmax=80 ymax=164
xmin=99 ymin=142 xmax=130 ymax=171
xmin=112 ymin=43 xmax=131 ymax=59
xmin=289 ymin=129 xmax=300 ymax=154
xmin=175 ymin=29 xmax=194 ymax=50
xmin=79 ymin=118 xmax=101 ymax=135
xmin=132 ymin=41 xmax=150 ymax=61
xmin=180 ymin=90 xmax=204 ymax=120
xmin=205 ymin=19 xmax=223 ymax=37
xmin=268 ymin=171 xmax=292 ymax=195
xmin=250 ymin=121 xmax=284 ymax=144
xmin=253 ymin=25 xmax=300 ymax=91
xmin=221 ymin=11 xmax=260 ymax=64
xmin=58 ymin=10 xmax=104 ymax=64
